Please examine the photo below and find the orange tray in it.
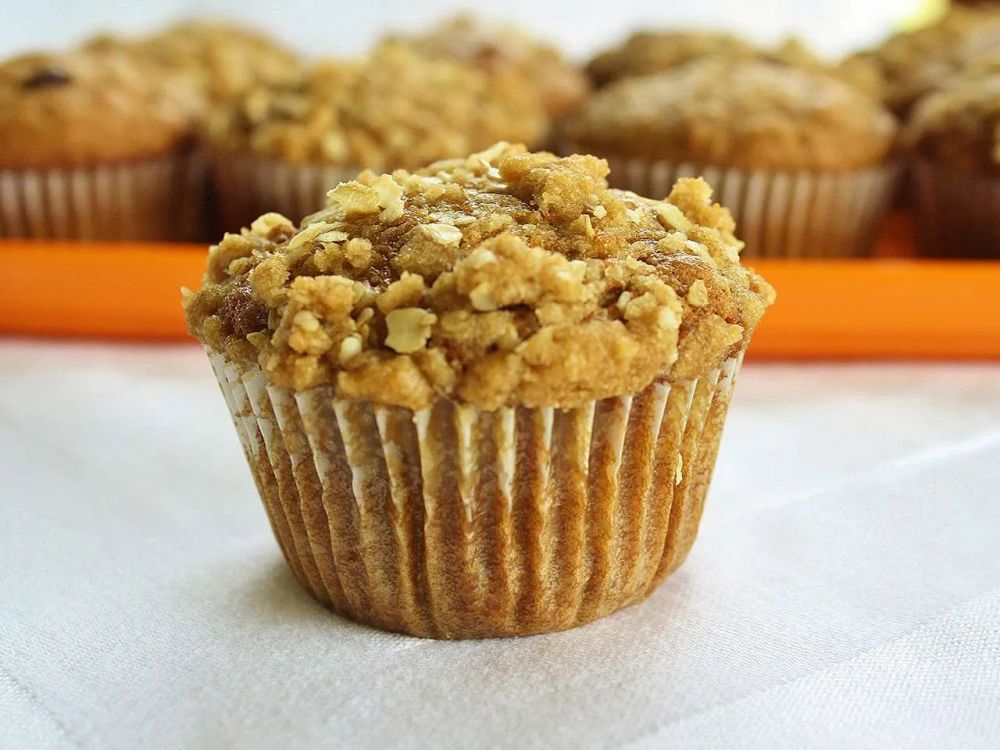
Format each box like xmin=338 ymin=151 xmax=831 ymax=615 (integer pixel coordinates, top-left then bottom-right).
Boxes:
xmin=1 ymin=238 xmax=999 ymax=359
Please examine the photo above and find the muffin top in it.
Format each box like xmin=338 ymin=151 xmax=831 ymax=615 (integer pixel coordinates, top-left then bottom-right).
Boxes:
xmin=87 ymin=21 xmax=303 ymax=105
xmin=206 ymin=42 xmax=548 ymax=170
xmin=387 ymin=15 xmax=589 ymax=120
xmin=185 ymin=144 xmax=773 ymax=411
xmin=585 ymin=29 xmax=755 ymax=87
xmin=847 ymin=6 xmax=1000 ymax=115
xmin=566 ymin=60 xmax=898 ymax=171
xmin=0 ymin=50 xmax=198 ymax=169
xmin=904 ymin=73 xmax=1000 ymax=174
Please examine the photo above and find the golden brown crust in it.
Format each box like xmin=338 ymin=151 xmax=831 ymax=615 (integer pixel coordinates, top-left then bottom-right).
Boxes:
xmin=386 ymin=14 xmax=589 ymax=120
xmin=904 ymin=73 xmax=1000 ymax=173
xmin=206 ymin=43 xmax=548 ymax=171
xmin=0 ymin=50 xmax=198 ymax=169
xmin=185 ymin=144 xmax=773 ymax=410
xmin=566 ymin=60 xmax=898 ymax=171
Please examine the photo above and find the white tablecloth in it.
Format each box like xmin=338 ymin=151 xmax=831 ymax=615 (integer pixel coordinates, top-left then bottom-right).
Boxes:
xmin=2 ymin=340 xmax=999 ymax=750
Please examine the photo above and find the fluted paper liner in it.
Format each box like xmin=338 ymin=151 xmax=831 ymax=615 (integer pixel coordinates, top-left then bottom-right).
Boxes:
xmin=213 ymin=154 xmax=360 ymax=231
xmin=573 ymin=151 xmax=900 ymax=259
xmin=0 ymin=153 xmax=206 ymax=241
xmin=208 ymin=351 xmax=743 ymax=639
xmin=912 ymin=161 xmax=1000 ymax=259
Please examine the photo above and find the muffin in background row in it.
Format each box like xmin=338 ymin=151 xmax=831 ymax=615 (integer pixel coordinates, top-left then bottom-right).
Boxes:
xmin=0 ymin=49 xmax=204 ymax=241
xmin=564 ymin=60 xmax=900 ymax=259
xmin=206 ymin=41 xmax=550 ymax=229
xmin=183 ymin=143 xmax=774 ymax=638
xmin=905 ymin=72 xmax=1000 ymax=258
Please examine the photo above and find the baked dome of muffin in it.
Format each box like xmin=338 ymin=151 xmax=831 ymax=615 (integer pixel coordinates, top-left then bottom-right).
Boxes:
xmin=386 ymin=14 xmax=589 ymax=120
xmin=185 ymin=143 xmax=773 ymax=409
xmin=585 ymin=30 xmax=754 ymax=87
xmin=0 ymin=49 xmax=198 ymax=169
xmin=566 ymin=60 xmax=898 ymax=171
xmin=206 ymin=43 xmax=548 ymax=171
xmin=904 ymin=73 xmax=1000 ymax=174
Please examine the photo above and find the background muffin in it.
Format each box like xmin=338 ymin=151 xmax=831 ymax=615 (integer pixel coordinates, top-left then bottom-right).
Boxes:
xmin=208 ymin=42 xmax=548 ymax=229
xmin=387 ymin=14 xmax=589 ymax=121
xmin=904 ymin=73 xmax=1000 ymax=257
xmin=0 ymin=49 xmax=203 ymax=240
xmin=184 ymin=143 xmax=773 ymax=638
xmin=565 ymin=59 xmax=900 ymax=258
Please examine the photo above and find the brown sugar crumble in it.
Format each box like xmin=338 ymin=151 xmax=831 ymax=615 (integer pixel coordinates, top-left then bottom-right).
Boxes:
xmin=185 ymin=144 xmax=774 ymax=410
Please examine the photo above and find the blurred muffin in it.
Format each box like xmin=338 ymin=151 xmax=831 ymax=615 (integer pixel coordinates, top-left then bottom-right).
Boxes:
xmin=86 ymin=21 xmax=303 ymax=107
xmin=905 ymin=73 xmax=1000 ymax=257
xmin=0 ymin=49 xmax=204 ymax=240
xmin=183 ymin=142 xmax=774 ymax=638
xmin=208 ymin=42 xmax=548 ymax=229
xmin=586 ymin=29 xmax=754 ymax=87
xmin=387 ymin=14 xmax=588 ymax=121
xmin=565 ymin=60 xmax=899 ymax=258
xmin=844 ymin=6 xmax=1000 ymax=116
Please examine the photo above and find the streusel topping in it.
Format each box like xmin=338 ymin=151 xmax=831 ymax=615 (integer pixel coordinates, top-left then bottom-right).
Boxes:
xmin=185 ymin=144 xmax=773 ymax=410
xmin=206 ymin=42 xmax=547 ymax=171
xmin=567 ymin=60 xmax=897 ymax=171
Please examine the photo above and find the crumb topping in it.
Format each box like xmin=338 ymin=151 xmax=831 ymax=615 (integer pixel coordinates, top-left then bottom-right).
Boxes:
xmin=0 ymin=49 xmax=199 ymax=169
xmin=206 ymin=42 xmax=547 ymax=171
xmin=567 ymin=60 xmax=897 ymax=171
xmin=904 ymin=73 xmax=1000 ymax=173
xmin=185 ymin=144 xmax=774 ymax=410
xmin=387 ymin=14 xmax=589 ymax=119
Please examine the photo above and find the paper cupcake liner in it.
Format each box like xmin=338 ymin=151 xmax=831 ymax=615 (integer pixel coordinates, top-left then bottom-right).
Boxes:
xmin=213 ymin=154 xmax=360 ymax=231
xmin=912 ymin=161 xmax=1000 ymax=259
xmin=581 ymin=152 xmax=900 ymax=259
xmin=0 ymin=152 xmax=207 ymax=242
xmin=207 ymin=351 xmax=744 ymax=639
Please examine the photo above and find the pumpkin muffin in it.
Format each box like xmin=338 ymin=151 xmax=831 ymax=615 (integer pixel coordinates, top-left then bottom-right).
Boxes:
xmin=183 ymin=143 xmax=774 ymax=639
xmin=0 ymin=48 xmax=203 ymax=240
xmin=905 ymin=73 xmax=1000 ymax=257
xmin=386 ymin=14 xmax=589 ymax=121
xmin=844 ymin=5 xmax=1000 ymax=117
xmin=565 ymin=60 xmax=900 ymax=258
xmin=207 ymin=42 xmax=548 ymax=230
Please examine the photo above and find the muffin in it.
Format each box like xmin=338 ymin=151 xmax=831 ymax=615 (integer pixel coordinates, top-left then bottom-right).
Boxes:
xmin=86 ymin=21 xmax=303 ymax=106
xmin=585 ymin=29 xmax=755 ymax=87
xmin=0 ymin=49 xmax=203 ymax=240
xmin=183 ymin=143 xmax=774 ymax=639
xmin=386 ymin=14 xmax=589 ymax=121
xmin=904 ymin=73 xmax=1000 ymax=257
xmin=844 ymin=5 xmax=1000 ymax=117
xmin=207 ymin=42 xmax=548 ymax=230
xmin=565 ymin=60 xmax=900 ymax=258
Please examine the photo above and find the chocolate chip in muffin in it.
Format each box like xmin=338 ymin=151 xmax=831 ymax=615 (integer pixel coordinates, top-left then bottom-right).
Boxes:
xmin=21 ymin=68 xmax=72 ymax=90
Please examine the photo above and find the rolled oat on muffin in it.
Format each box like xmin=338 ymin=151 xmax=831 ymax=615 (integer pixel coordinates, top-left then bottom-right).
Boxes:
xmin=183 ymin=143 xmax=773 ymax=639
xmin=565 ymin=59 xmax=901 ymax=258
xmin=207 ymin=42 xmax=548 ymax=230
xmin=904 ymin=73 xmax=1000 ymax=257
xmin=0 ymin=48 xmax=204 ymax=240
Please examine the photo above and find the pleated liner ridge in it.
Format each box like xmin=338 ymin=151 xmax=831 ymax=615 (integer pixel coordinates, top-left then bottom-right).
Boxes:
xmin=912 ymin=161 xmax=1000 ymax=259
xmin=209 ymin=351 xmax=743 ymax=639
xmin=573 ymin=149 xmax=900 ymax=259
xmin=0 ymin=153 xmax=206 ymax=241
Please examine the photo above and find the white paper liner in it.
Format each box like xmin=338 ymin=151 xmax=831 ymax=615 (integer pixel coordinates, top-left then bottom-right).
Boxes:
xmin=912 ymin=161 xmax=1000 ymax=259
xmin=0 ymin=152 xmax=207 ymax=241
xmin=207 ymin=351 xmax=744 ymax=639
xmin=569 ymin=149 xmax=900 ymax=259
xmin=212 ymin=153 xmax=361 ymax=231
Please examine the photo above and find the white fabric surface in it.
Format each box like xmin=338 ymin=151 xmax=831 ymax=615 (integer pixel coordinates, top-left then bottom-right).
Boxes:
xmin=1 ymin=340 xmax=998 ymax=750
